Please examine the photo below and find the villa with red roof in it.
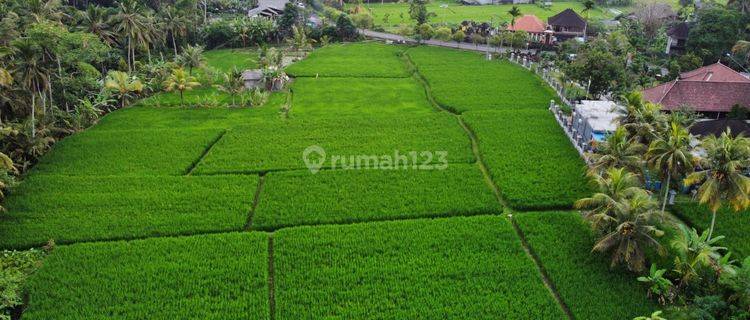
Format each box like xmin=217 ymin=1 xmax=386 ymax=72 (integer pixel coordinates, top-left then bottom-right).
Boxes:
xmin=507 ymin=15 xmax=552 ymax=44
xmin=642 ymin=62 xmax=750 ymax=115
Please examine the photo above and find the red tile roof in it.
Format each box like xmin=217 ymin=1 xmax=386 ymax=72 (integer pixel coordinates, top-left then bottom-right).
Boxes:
xmin=642 ymin=62 xmax=750 ymax=112
xmin=679 ymin=63 xmax=750 ymax=82
xmin=507 ymin=15 xmax=547 ymax=33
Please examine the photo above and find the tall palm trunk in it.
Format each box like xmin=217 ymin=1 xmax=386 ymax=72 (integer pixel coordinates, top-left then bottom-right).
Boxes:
xmin=30 ymin=79 xmax=37 ymax=138
xmin=180 ymin=90 xmax=184 ymax=107
xmin=172 ymin=32 xmax=178 ymax=57
xmin=708 ymin=209 xmax=717 ymax=240
xmin=660 ymin=171 xmax=671 ymax=220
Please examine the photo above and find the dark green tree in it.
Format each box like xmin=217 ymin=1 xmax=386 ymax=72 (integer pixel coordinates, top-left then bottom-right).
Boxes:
xmin=408 ymin=0 xmax=433 ymax=25
xmin=687 ymin=7 xmax=747 ymax=64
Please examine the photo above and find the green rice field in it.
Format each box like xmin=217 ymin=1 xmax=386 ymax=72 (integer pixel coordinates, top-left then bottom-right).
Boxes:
xmin=7 ymin=42 xmax=654 ymax=318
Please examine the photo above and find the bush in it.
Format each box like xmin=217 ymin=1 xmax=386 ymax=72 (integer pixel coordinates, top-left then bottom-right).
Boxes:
xmin=415 ymin=23 xmax=434 ymax=40
xmin=451 ymin=30 xmax=465 ymax=43
xmin=434 ymin=26 xmax=452 ymax=41
xmin=350 ymin=12 xmax=374 ymax=29
xmin=1 ymin=248 xmax=46 ymax=319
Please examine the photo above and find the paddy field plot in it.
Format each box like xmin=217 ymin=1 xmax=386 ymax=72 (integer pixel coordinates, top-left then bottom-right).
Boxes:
xmin=407 ymin=46 xmax=557 ymax=113
xmin=96 ymin=94 xmax=285 ymax=131
xmin=289 ymin=77 xmax=434 ymax=117
xmin=192 ymin=113 xmax=475 ymax=174
xmin=463 ymin=109 xmax=590 ymax=210
xmin=0 ymin=174 xmax=258 ymax=248
xmin=251 ymin=164 xmax=500 ymax=230
xmin=31 ymin=128 xmax=224 ymax=176
xmin=22 ymin=232 xmax=269 ymax=320
xmin=514 ymin=212 xmax=656 ymax=319
xmin=285 ymin=42 xmax=410 ymax=78
xmin=274 ymin=215 xmax=566 ymax=319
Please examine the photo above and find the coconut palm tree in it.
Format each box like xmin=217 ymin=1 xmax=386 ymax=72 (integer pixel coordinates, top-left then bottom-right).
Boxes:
xmin=575 ymin=167 xmax=650 ymax=231
xmin=215 ymin=68 xmax=245 ymax=107
xmin=588 ymin=127 xmax=645 ymax=175
xmin=176 ymin=44 xmax=205 ymax=75
xmin=163 ymin=68 xmax=200 ymax=107
xmin=507 ymin=6 xmax=521 ymax=28
xmin=10 ymin=39 xmax=49 ymax=138
xmin=684 ymin=130 xmax=750 ymax=240
xmin=159 ymin=5 xmax=188 ymax=57
xmin=618 ymin=92 xmax=668 ymax=146
xmin=646 ymin=121 xmax=694 ymax=218
xmin=77 ymin=5 xmax=116 ymax=46
xmin=111 ymin=0 xmax=153 ymax=71
xmin=592 ymin=192 xmax=665 ymax=272
xmin=104 ymin=70 xmax=143 ymax=109
xmin=582 ymin=0 xmax=595 ymax=20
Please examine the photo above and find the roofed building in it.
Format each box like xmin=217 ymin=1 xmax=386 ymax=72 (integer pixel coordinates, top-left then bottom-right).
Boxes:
xmin=642 ymin=62 xmax=750 ymax=115
xmin=248 ymin=0 xmax=289 ymax=19
xmin=507 ymin=15 xmax=551 ymax=43
xmin=665 ymin=22 xmax=689 ymax=54
xmin=548 ymin=9 xmax=587 ymax=42
xmin=690 ymin=119 xmax=750 ymax=138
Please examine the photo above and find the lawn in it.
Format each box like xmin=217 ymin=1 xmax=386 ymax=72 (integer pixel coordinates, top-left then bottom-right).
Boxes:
xmin=285 ymin=42 xmax=410 ymax=78
xmin=355 ymin=1 xmax=621 ymax=31
xmin=192 ymin=113 xmax=475 ymax=174
xmin=463 ymin=109 xmax=590 ymax=210
xmin=252 ymin=164 xmax=501 ymax=230
xmin=514 ymin=212 xmax=656 ymax=319
xmin=672 ymin=201 xmax=750 ymax=258
xmin=407 ymin=46 xmax=558 ymax=113
xmin=23 ymin=232 xmax=269 ymax=319
xmin=274 ymin=215 xmax=567 ymax=319
xmin=0 ymin=174 xmax=258 ymax=248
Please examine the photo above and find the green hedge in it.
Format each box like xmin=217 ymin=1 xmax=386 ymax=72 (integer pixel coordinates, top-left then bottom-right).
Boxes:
xmin=463 ymin=109 xmax=590 ymax=210
xmin=0 ymin=174 xmax=258 ymax=248
xmin=274 ymin=216 xmax=566 ymax=319
xmin=23 ymin=232 xmax=269 ymax=319
xmin=514 ymin=211 xmax=656 ymax=319
xmin=252 ymin=164 xmax=501 ymax=230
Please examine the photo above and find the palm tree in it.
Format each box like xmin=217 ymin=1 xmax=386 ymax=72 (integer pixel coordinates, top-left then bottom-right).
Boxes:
xmin=618 ymin=92 xmax=668 ymax=146
xmin=111 ymin=0 xmax=153 ymax=71
xmin=159 ymin=5 xmax=188 ymax=57
xmin=77 ymin=5 xmax=116 ymax=46
xmin=582 ymin=0 xmax=595 ymax=20
xmin=215 ymin=68 xmax=245 ymax=107
xmin=592 ymin=192 xmax=665 ymax=272
xmin=104 ymin=70 xmax=143 ymax=108
xmin=575 ymin=167 xmax=650 ymax=231
xmin=507 ymin=6 xmax=521 ymax=28
xmin=684 ymin=130 xmax=750 ymax=240
xmin=22 ymin=0 xmax=67 ymax=24
xmin=163 ymin=68 xmax=200 ymax=107
xmin=10 ymin=39 xmax=49 ymax=138
xmin=646 ymin=121 xmax=694 ymax=218
xmin=588 ymin=127 xmax=645 ymax=175
xmin=176 ymin=44 xmax=205 ymax=75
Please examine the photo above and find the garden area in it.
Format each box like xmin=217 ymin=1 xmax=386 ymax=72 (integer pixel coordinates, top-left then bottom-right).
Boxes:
xmin=0 ymin=41 xmax=668 ymax=319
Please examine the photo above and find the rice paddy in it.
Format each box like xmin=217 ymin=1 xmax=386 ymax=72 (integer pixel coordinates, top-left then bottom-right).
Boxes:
xmin=9 ymin=42 xmax=653 ymax=318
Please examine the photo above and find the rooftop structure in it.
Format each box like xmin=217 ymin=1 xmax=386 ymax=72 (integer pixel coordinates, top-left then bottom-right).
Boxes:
xmin=642 ymin=62 xmax=750 ymax=113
